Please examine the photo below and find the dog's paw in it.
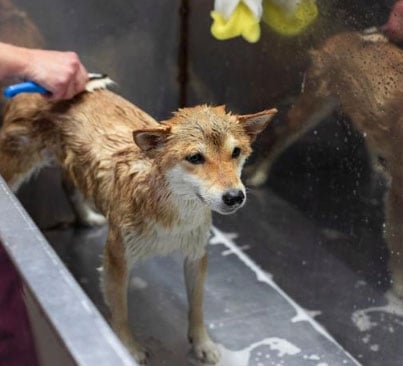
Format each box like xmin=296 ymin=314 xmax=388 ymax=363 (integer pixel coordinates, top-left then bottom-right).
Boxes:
xmin=128 ymin=343 xmax=149 ymax=365
xmin=191 ymin=337 xmax=221 ymax=365
xmin=78 ymin=210 xmax=107 ymax=227
xmin=134 ymin=349 xmax=149 ymax=365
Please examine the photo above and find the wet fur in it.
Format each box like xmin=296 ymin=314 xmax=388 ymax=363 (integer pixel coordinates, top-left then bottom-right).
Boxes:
xmin=0 ymin=87 xmax=276 ymax=364
xmin=246 ymin=30 xmax=403 ymax=297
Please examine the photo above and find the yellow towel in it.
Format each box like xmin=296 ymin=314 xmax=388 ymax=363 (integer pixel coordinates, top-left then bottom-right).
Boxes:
xmin=211 ymin=2 xmax=261 ymax=43
xmin=263 ymin=0 xmax=318 ymax=36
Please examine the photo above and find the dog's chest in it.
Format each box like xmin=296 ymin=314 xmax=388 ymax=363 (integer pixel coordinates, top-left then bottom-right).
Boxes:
xmin=123 ymin=203 xmax=211 ymax=263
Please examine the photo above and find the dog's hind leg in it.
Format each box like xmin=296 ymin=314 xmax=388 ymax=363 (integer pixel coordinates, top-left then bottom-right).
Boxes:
xmin=246 ymin=75 xmax=338 ymax=187
xmin=101 ymin=229 xmax=148 ymax=364
xmin=0 ymin=125 xmax=45 ymax=192
xmin=61 ymin=171 xmax=106 ymax=227
xmin=184 ymin=254 xmax=220 ymax=364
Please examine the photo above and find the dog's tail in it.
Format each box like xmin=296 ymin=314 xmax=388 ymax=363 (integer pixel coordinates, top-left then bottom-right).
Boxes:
xmin=85 ymin=73 xmax=115 ymax=92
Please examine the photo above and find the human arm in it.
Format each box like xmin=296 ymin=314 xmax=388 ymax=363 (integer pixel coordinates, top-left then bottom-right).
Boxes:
xmin=0 ymin=42 xmax=88 ymax=101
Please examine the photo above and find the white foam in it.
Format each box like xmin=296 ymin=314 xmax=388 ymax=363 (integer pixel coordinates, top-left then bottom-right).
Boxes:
xmin=222 ymin=244 xmax=251 ymax=256
xmin=351 ymin=290 xmax=403 ymax=332
xmin=210 ymin=227 xmax=361 ymax=365
xmin=129 ymin=276 xmax=148 ymax=290
xmin=292 ymin=310 xmax=322 ymax=322
xmin=352 ymin=312 xmax=378 ymax=332
xmin=362 ymin=334 xmax=370 ymax=344
xmin=216 ymin=337 xmax=300 ymax=366
xmin=360 ymin=32 xmax=388 ymax=43
xmin=85 ymin=76 xmax=115 ymax=92
xmin=304 ymin=354 xmax=320 ymax=360
xmin=370 ymin=344 xmax=379 ymax=352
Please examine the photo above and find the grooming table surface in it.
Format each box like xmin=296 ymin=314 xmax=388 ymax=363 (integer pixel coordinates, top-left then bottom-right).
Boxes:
xmin=42 ymin=187 xmax=403 ymax=366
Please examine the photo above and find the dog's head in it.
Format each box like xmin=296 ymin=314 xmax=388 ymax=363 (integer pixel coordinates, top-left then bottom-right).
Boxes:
xmin=132 ymin=105 xmax=277 ymax=215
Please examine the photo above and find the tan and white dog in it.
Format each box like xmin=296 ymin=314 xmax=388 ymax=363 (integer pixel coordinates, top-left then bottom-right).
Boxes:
xmin=0 ymin=81 xmax=276 ymax=364
xmin=246 ymin=28 xmax=403 ymax=298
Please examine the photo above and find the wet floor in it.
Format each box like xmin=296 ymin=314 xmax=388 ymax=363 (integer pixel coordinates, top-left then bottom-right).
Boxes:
xmin=36 ymin=183 xmax=403 ymax=366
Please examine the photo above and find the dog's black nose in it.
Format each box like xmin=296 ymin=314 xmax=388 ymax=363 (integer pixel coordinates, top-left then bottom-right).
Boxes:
xmin=222 ymin=190 xmax=245 ymax=206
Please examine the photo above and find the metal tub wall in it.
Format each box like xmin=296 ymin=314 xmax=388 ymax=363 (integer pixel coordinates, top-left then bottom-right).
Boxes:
xmin=0 ymin=177 xmax=137 ymax=366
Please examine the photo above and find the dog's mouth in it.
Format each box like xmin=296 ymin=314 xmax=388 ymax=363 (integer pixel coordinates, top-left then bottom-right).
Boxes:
xmin=216 ymin=202 xmax=244 ymax=215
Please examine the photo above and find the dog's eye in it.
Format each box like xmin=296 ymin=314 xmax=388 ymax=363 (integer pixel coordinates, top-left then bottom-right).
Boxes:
xmin=232 ymin=147 xmax=241 ymax=158
xmin=186 ymin=153 xmax=205 ymax=164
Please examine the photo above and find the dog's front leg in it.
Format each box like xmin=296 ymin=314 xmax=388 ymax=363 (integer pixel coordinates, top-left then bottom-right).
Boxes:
xmin=184 ymin=254 xmax=220 ymax=364
xmin=102 ymin=229 xmax=148 ymax=364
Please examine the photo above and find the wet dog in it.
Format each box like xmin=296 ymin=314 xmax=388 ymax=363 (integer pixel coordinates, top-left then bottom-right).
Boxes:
xmin=0 ymin=82 xmax=276 ymax=364
xmin=246 ymin=28 xmax=403 ymax=298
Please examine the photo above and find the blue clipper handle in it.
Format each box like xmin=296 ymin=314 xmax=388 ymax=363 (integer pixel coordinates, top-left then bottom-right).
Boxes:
xmin=4 ymin=81 xmax=49 ymax=99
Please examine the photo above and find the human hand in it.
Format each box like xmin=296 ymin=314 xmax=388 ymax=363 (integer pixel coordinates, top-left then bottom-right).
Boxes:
xmin=22 ymin=48 xmax=88 ymax=101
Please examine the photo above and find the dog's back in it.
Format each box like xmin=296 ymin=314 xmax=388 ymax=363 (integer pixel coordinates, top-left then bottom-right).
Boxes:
xmin=0 ymin=87 xmax=159 ymax=211
xmin=247 ymin=30 xmax=403 ymax=186
xmin=308 ymin=31 xmax=403 ymax=156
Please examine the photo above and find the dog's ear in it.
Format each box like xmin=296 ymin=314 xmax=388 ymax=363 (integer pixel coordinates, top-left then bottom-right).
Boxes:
xmin=132 ymin=125 xmax=171 ymax=152
xmin=237 ymin=108 xmax=277 ymax=142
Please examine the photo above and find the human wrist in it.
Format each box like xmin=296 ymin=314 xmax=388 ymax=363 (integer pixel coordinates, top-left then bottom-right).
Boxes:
xmin=0 ymin=42 xmax=31 ymax=79
xmin=12 ymin=46 xmax=32 ymax=79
